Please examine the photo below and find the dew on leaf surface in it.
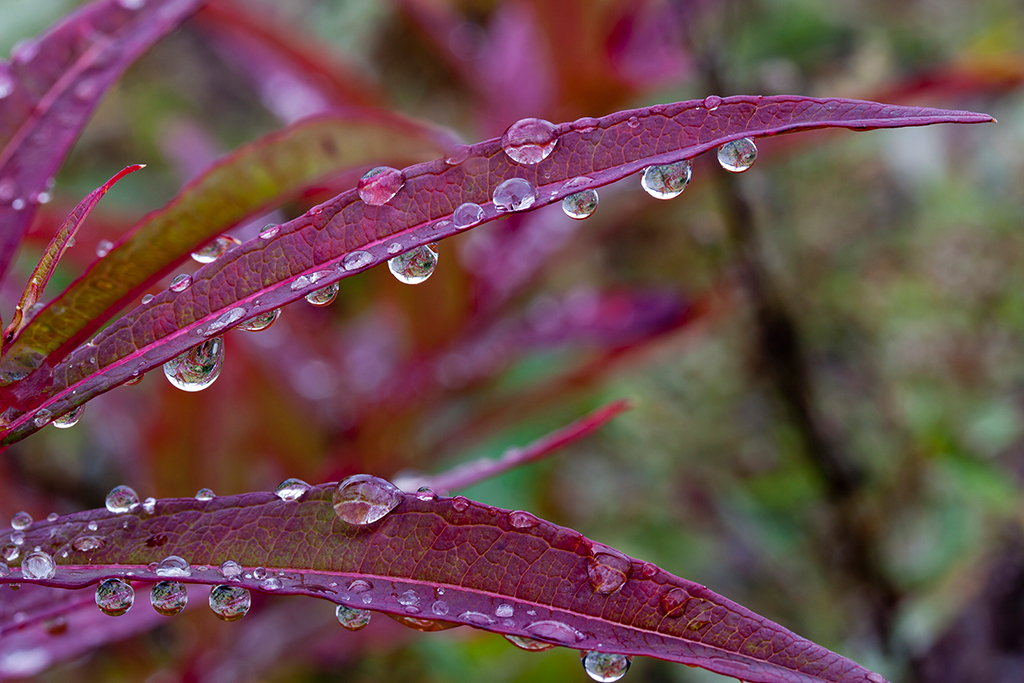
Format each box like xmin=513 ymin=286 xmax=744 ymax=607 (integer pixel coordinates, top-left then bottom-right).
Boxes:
xmin=202 ymin=307 xmax=245 ymax=335
xmin=431 ymin=600 xmax=449 ymax=616
xmin=459 ymin=611 xmax=495 ymax=625
xmin=71 ymin=536 xmax=104 ymax=552
xmin=501 ymin=117 xmax=558 ymax=164
xmin=332 ymin=475 xmax=402 ymax=525
xmin=209 ymin=585 xmax=250 ymax=621
xmin=150 ymin=580 xmax=187 ymax=616
xmin=239 ymin=308 xmax=281 ymax=332
xmin=582 ymin=652 xmax=631 ymax=682
xmin=32 ymin=410 xmax=52 ymax=428
xmin=495 ymin=604 xmax=514 ymax=618
xmin=659 ymin=587 xmax=690 ymax=617
xmin=306 ymin=283 xmax=339 ymax=306
xmin=274 ymin=478 xmax=310 ymax=501
xmin=342 ymin=250 xmax=373 ymax=271
xmin=190 ymin=235 xmax=239 ymax=264
xmin=155 ymin=555 xmax=191 ymax=578
xmin=717 ymin=137 xmax=757 ymax=172
xmin=141 ymin=294 xmax=154 ymax=305
xmin=51 ymin=405 xmax=84 ymax=428
xmin=493 ymin=178 xmax=537 ymax=212
xmin=415 ymin=486 xmax=436 ymax=501
xmin=562 ymin=188 xmax=598 ymax=219
xmin=21 ymin=550 xmax=55 ymax=580
xmin=388 ymin=245 xmax=438 ymax=285
xmin=88 ymin=521 xmax=98 ymax=531
xmin=347 ymin=579 xmax=372 ymax=593
xmin=10 ymin=531 xmax=23 ymax=546
xmin=508 ymin=510 xmax=539 ymax=529
xmin=105 ymin=485 xmax=139 ymax=513
xmin=219 ymin=560 xmax=243 ymax=580
xmin=398 ymin=589 xmax=420 ymax=609
xmin=703 ymin=94 xmax=723 ymax=110
xmin=45 ymin=513 xmax=58 ymax=523
xmin=194 ymin=488 xmax=214 ymax=501
xmin=169 ymin=274 xmax=191 ymax=292
xmin=10 ymin=512 xmax=31 ymax=531
xmin=357 ymin=166 xmax=405 ymax=206
xmin=1 ymin=545 xmax=18 ymax=562
xmin=524 ymin=620 xmax=584 ymax=644
xmin=259 ymin=224 xmax=279 ymax=239
xmin=453 ymin=201 xmax=484 ymax=229
xmin=641 ymin=160 xmax=691 ymax=200
xmin=95 ymin=578 xmax=133 ymax=616
xmin=163 ymin=338 xmax=224 ymax=392
xmin=142 ymin=497 xmax=156 ymax=514
xmin=451 ymin=496 xmax=470 ymax=512
xmin=253 ymin=567 xmax=267 ymax=580
xmin=586 ymin=548 xmax=633 ymax=595
xmin=505 ymin=634 xmax=555 ymax=651
xmin=336 ymin=604 xmax=371 ymax=631
xmin=390 ymin=614 xmax=459 ymax=631
xmin=260 ymin=577 xmax=281 ymax=591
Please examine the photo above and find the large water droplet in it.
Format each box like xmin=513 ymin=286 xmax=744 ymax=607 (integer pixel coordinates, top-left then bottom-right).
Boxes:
xmin=219 ymin=560 xmax=243 ymax=580
xmin=191 ymin=235 xmax=240 ymax=264
xmin=240 ymin=308 xmax=282 ymax=334
xmin=717 ymin=137 xmax=757 ymax=173
xmin=10 ymin=512 xmax=31 ymax=531
xmin=169 ymin=274 xmax=192 ymax=292
xmin=275 ymin=478 xmax=311 ymax=501
xmin=95 ymin=578 xmax=134 ymax=616
xmin=388 ymin=245 xmax=437 ymax=285
xmin=703 ymin=95 xmax=722 ymax=111
xmin=582 ymin=652 xmax=631 ymax=682
xmin=1 ymin=545 xmax=18 ymax=562
xmin=105 ymin=485 xmax=139 ymax=513
xmin=453 ymin=202 xmax=485 ymax=229
xmin=641 ymin=160 xmax=691 ymax=200
xmin=155 ymin=555 xmax=191 ymax=578
xmin=358 ymin=166 xmax=405 ymax=206
xmin=505 ymin=634 xmax=555 ymax=651
xmin=203 ymin=308 xmax=245 ymax=336
xmin=163 ymin=338 xmax=224 ymax=392
xmin=51 ymin=405 xmax=84 ymax=429
xmin=508 ymin=511 xmax=539 ymax=529
xmin=260 ymin=577 xmax=282 ymax=591
xmin=195 ymin=488 xmax=214 ymax=501
xmin=306 ymin=283 xmax=339 ymax=307
xmin=150 ymin=580 xmax=187 ymax=616
xmin=659 ymin=587 xmax=689 ymax=617
xmin=562 ymin=188 xmax=598 ymax=220
xmin=332 ymin=475 xmax=402 ymax=525
xmin=32 ymin=409 xmax=52 ymax=428
xmin=336 ymin=604 xmax=371 ymax=630
xmin=348 ymin=579 xmax=372 ymax=593
xmin=501 ymin=118 xmax=558 ymax=164
xmin=209 ymin=584 xmax=250 ymax=621
xmin=524 ymin=620 xmax=584 ymax=644
xmin=493 ymin=178 xmax=537 ymax=212
xmin=342 ymin=250 xmax=374 ymax=271
xmin=10 ymin=531 xmax=23 ymax=546
xmin=21 ymin=549 xmax=56 ymax=580
xmin=587 ymin=548 xmax=633 ymax=595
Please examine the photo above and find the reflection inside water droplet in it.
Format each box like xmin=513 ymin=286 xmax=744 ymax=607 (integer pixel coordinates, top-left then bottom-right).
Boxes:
xmin=105 ymin=485 xmax=139 ymax=513
xmin=582 ymin=652 xmax=631 ymax=682
xmin=11 ymin=512 xmax=31 ymax=531
xmin=155 ymin=555 xmax=191 ymax=578
xmin=562 ymin=188 xmax=598 ymax=220
xmin=21 ymin=549 xmax=56 ymax=580
xmin=505 ymin=634 xmax=555 ymax=651
xmin=219 ymin=560 xmax=243 ymax=580
xmin=332 ymin=475 xmax=402 ymax=525
xmin=336 ymin=603 xmax=371 ymax=630
xmin=275 ymin=478 xmax=311 ymax=501
xmin=493 ymin=178 xmax=537 ymax=212
xmin=501 ymin=118 xmax=558 ymax=164
xmin=195 ymin=488 xmax=214 ymax=501
xmin=717 ymin=137 xmax=757 ymax=173
xmin=358 ymin=166 xmax=405 ymax=206
xmin=150 ymin=580 xmax=187 ymax=616
xmin=239 ymin=308 xmax=281 ymax=332
xmin=191 ymin=235 xmax=239 ymax=264
xmin=306 ymin=283 xmax=339 ymax=307
xmin=169 ymin=274 xmax=191 ymax=292
xmin=95 ymin=578 xmax=134 ymax=616
xmin=51 ymin=405 xmax=84 ymax=429
xmin=209 ymin=584 xmax=250 ymax=621
xmin=453 ymin=202 xmax=484 ymax=229
xmin=163 ymin=338 xmax=224 ymax=392
xmin=640 ymin=160 xmax=691 ymax=200
xmin=388 ymin=245 xmax=438 ymax=285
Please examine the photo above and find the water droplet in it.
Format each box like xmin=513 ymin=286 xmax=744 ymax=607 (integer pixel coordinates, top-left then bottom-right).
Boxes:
xmin=275 ymin=478 xmax=310 ymax=501
xmin=163 ymin=337 xmax=224 ymax=391
xmin=431 ymin=600 xmax=449 ymax=616
xmin=358 ymin=166 xmax=405 ymax=206
xmin=209 ymin=584 xmax=250 ymax=621
xmin=239 ymin=308 xmax=281 ymax=332
xmin=458 ymin=611 xmax=495 ymax=625
xmin=342 ymin=250 xmax=373 ymax=271
xmin=32 ymin=410 xmax=52 ymax=428
xmin=21 ymin=549 xmax=56 ymax=580
xmin=492 ymin=178 xmax=536 ymax=212
xmin=508 ymin=511 xmax=538 ymax=529
xmin=219 ymin=560 xmax=243 ymax=580
xmin=10 ymin=531 xmax=23 ymax=546
xmin=451 ymin=496 xmax=469 ymax=512
xmin=639 ymin=563 xmax=657 ymax=579
xmin=562 ymin=188 xmax=598 ymax=220
xmin=306 ymin=283 xmax=339 ymax=307
xmin=453 ymin=202 xmax=485 ymax=229
xmin=150 ymin=580 xmax=187 ymax=616
xmin=1 ymin=545 xmax=18 ymax=562
xmin=659 ymin=587 xmax=689 ymax=617
xmin=253 ymin=567 xmax=267 ymax=580
xmin=259 ymin=224 xmax=279 ymax=239
xmin=388 ymin=245 xmax=437 ymax=285
xmin=51 ymin=405 xmax=84 ymax=429
xmin=627 ymin=116 xmax=640 ymax=128
xmin=155 ymin=555 xmax=191 ymax=578
xmin=332 ymin=475 xmax=402 ymax=525
xmin=260 ymin=577 xmax=282 ymax=591
xmin=203 ymin=308 xmax=245 ymax=336
xmin=11 ymin=512 xmax=31 ymax=531
xmin=501 ymin=118 xmax=558 ymax=164
xmin=105 ymin=485 xmax=139 ymax=513
xmin=336 ymin=604 xmax=371 ymax=630
xmin=717 ymin=137 xmax=757 ymax=173
xmin=582 ymin=652 xmax=631 ymax=682
xmin=142 ymin=498 xmax=156 ymax=514
xmin=141 ymin=294 xmax=155 ymax=305
xmin=195 ymin=488 xmax=214 ymax=501
xmin=524 ymin=620 xmax=584 ymax=644
xmin=96 ymin=240 xmax=113 ymax=257
xmin=505 ymin=634 xmax=555 ymax=651
xmin=398 ymin=589 xmax=420 ymax=609
xmin=71 ymin=536 xmax=105 ymax=552
xmin=391 ymin=614 xmax=459 ymax=631
xmin=572 ymin=117 xmax=599 ymax=133
xmin=95 ymin=578 xmax=134 ymax=616
xmin=46 ymin=513 xmax=58 ymax=523
xmin=495 ymin=604 xmax=514 ymax=618
xmin=640 ymin=160 xmax=691 ymax=200
xmin=169 ymin=274 xmax=192 ymax=293
xmin=587 ymin=548 xmax=633 ymax=595
xmin=444 ymin=144 xmax=471 ymax=165
xmin=348 ymin=579 xmax=372 ymax=593
xmin=703 ymin=95 xmax=722 ymax=111
xmin=191 ymin=235 xmax=240 ymax=264
xmin=88 ymin=521 xmax=98 ymax=532
xmin=415 ymin=486 xmax=436 ymax=501
xmin=125 ymin=373 xmax=144 ymax=386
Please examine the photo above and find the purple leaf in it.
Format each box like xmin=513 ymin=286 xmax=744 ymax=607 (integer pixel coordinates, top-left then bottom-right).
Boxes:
xmin=0 ymin=482 xmax=888 ymax=683
xmin=0 ymin=96 xmax=994 ymax=445
xmin=0 ymin=0 xmax=206 ymax=280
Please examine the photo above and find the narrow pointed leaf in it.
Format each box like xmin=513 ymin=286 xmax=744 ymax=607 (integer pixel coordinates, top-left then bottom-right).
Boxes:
xmin=0 ymin=0 xmax=206 ymax=280
xmin=1 ymin=484 xmax=887 ymax=683
xmin=0 ymin=96 xmax=993 ymax=444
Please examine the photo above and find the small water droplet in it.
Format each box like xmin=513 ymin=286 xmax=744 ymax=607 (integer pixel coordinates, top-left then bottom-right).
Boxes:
xmin=306 ymin=283 xmax=339 ymax=306
xmin=587 ymin=548 xmax=632 ymax=595
xmin=10 ymin=531 xmax=23 ymax=546
xmin=431 ymin=600 xmax=449 ymax=616
xmin=444 ymin=145 xmax=470 ymax=165
xmin=260 ymin=577 xmax=282 ymax=591
xmin=358 ymin=166 xmax=405 ymax=206
xmin=495 ymin=604 xmax=514 ymax=618
xmin=336 ymin=604 xmax=371 ymax=630
xmin=95 ymin=578 xmax=134 ymax=616
xmin=562 ymin=187 xmax=598 ymax=220
xmin=451 ymin=496 xmax=469 ymax=512
xmin=32 ymin=409 xmax=52 ymax=428
xmin=386 ymin=242 xmax=402 ymax=255
xmin=169 ymin=274 xmax=192 ymax=293
xmin=348 ymin=579 xmax=372 ymax=593
xmin=659 ymin=587 xmax=689 ymax=617
xmin=524 ymin=620 xmax=584 ymax=644
xmin=51 ymin=405 xmax=84 ymax=429
xmin=21 ymin=549 xmax=56 ymax=580
xmin=195 ymin=488 xmax=214 ymax=501
xmin=572 ymin=117 xmax=599 ymax=133
xmin=155 ymin=555 xmax=191 ymax=578
xmin=219 ymin=560 xmax=243 ymax=580
xmin=493 ymin=178 xmax=536 ymax=212
xmin=582 ymin=652 xmax=631 ymax=682
xmin=209 ymin=584 xmax=250 ymax=621
xmin=142 ymin=498 xmax=156 ymax=514
xmin=105 ymin=485 xmax=139 ymax=513
xmin=703 ymin=95 xmax=722 ymax=111
xmin=150 ymin=580 xmax=187 ymax=615
xmin=275 ymin=478 xmax=311 ymax=501
xmin=342 ymin=250 xmax=373 ymax=271
xmin=333 ymin=475 xmax=402 ymax=525
xmin=415 ymin=486 xmax=436 ymax=501
xmin=141 ymin=294 xmax=155 ymax=305
xmin=508 ymin=511 xmax=538 ymax=529
xmin=1 ymin=545 xmax=18 ymax=562
xmin=252 ymin=567 xmax=267 ymax=580
xmin=71 ymin=536 xmax=105 ymax=552
xmin=191 ymin=235 xmax=240 ymax=264
xmin=163 ymin=338 xmax=224 ymax=391
xmin=640 ymin=160 xmax=691 ymax=200
xmin=259 ymin=224 xmax=279 ymax=239
xmin=46 ymin=513 xmax=58 ymax=523
xmin=388 ymin=245 xmax=437 ymax=285
xmin=505 ymin=634 xmax=555 ymax=651
xmin=203 ymin=307 xmax=245 ymax=335
xmin=501 ymin=118 xmax=558 ymax=164
xmin=717 ymin=137 xmax=757 ymax=173
xmin=453 ymin=202 xmax=485 ymax=229
xmin=398 ymin=589 xmax=420 ymax=609
xmin=11 ymin=512 xmax=31 ymax=531
xmin=96 ymin=240 xmax=113 ymax=257
xmin=239 ymin=308 xmax=281 ymax=332
xmin=458 ymin=611 xmax=495 ymax=625
xmin=627 ymin=116 xmax=640 ymax=128
xmin=88 ymin=521 xmax=98 ymax=531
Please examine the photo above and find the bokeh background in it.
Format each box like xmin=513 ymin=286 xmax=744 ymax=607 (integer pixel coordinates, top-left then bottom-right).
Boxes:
xmin=1 ymin=0 xmax=1022 ymax=681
